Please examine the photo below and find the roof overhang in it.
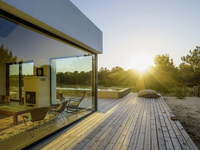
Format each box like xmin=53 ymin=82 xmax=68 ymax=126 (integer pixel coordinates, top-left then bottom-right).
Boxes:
xmin=0 ymin=0 xmax=103 ymax=54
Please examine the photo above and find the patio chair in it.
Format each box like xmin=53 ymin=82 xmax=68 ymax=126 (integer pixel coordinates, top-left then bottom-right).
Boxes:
xmin=67 ymin=91 xmax=86 ymax=113
xmin=49 ymin=100 xmax=68 ymax=124
xmin=22 ymin=107 xmax=49 ymax=138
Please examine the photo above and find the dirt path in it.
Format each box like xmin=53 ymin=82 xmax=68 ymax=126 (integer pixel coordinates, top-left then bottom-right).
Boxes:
xmin=165 ymin=96 xmax=200 ymax=149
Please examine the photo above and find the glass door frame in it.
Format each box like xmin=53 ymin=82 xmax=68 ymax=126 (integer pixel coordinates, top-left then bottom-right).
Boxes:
xmin=50 ymin=54 xmax=97 ymax=111
xmin=6 ymin=60 xmax=33 ymax=105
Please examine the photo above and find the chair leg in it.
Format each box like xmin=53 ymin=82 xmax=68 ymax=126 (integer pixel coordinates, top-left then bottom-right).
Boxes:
xmin=48 ymin=111 xmax=54 ymax=123
xmin=49 ymin=111 xmax=57 ymax=123
xmin=44 ymin=120 xmax=49 ymax=131
xmin=61 ymin=112 xmax=66 ymax=123
xmin=23 ymin=117 xmax=29 ymax=131
xmin=63 ymin=111 xmax=68 ymax=116
xmin=23 ymin=119 xmax=48 ymax=138
xmin=51 ymin=112 xmax=65 ymax=124
xmin=23 ymin=117 xmax=34 ymax=138
xmin=28 ymin=123 xmax=34 ymax=138
xmin=31 ymin=122 xmax=35 ymax=138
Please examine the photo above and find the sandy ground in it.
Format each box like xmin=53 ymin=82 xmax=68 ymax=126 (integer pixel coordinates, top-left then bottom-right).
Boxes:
xmin=165 ymin=96 xmax=200 ymax=149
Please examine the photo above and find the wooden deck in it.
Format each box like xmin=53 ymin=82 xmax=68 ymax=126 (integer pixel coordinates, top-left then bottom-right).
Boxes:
xmin=41 ymin=93 xmax=198 ymax=150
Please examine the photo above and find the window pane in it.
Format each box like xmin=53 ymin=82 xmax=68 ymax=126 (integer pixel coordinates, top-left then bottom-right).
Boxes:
xmin=0 ymin=16 xmax=96 ymax=149
xmin=51 ymin=55 xmax=94 ymax=111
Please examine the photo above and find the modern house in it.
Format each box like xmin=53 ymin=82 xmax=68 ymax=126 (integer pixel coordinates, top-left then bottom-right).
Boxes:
xmin=0 ymin=0 xmax=102 ymax=149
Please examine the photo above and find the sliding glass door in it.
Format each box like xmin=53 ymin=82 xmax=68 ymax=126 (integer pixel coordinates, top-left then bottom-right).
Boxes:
xmin=8 ymin=63 xmax=20 ymax=101
xmin=7 ymin=62 xmax=33 ymax=104
xmin=51 ymin=54 xmax=95 ymax=112
xmin=0 ymin=16 xmax=96 ymax=149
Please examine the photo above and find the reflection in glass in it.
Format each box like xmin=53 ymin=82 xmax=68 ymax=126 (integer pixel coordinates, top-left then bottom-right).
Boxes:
xmin=22 ymin=62 xmax=34 ymax=76
xmin=0 ymin=16 xmax=96 ymax=149
xmin=51 ymin=55 xmax=94 ymax=111
xmin=9 ymin=64 xmax=19 ymax=100
xmin=8 ymin=62 xmax=34 ymax=102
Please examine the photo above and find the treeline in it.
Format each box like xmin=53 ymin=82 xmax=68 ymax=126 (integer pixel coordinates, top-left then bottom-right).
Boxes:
xmin=98 ymin=47 xmax=200 ymax=93
xmin=57 ymin=47 xmax=200 ymax=94
xmin=57 ymin=71 xmax=92 ymax=85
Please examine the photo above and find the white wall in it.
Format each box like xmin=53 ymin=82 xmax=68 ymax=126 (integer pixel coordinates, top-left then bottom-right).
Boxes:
xmin=0 ymin=0 xmax=103 ymax=54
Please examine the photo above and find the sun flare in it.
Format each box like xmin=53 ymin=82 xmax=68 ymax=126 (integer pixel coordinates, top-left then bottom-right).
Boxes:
xmin=131 ymin=54 xmax=154 ymax=72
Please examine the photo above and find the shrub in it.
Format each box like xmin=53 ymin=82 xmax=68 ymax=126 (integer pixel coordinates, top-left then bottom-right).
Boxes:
xmin=173 ymin=86 xmax=186 ymax=99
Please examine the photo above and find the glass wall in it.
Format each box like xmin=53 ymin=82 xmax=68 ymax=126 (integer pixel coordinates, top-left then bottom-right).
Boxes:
xmin=51 ymin=55 xmax=95 ymax=110
xmin=0 ymin=16 xmax=96 ymax=149
xmin=8 ymin=62 xmax=34 ymax=103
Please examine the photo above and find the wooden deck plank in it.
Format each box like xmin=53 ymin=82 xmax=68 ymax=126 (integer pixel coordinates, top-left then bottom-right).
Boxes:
xmin=105 ymin=97 xmax=139 ymax=150
xmin=150 ymin=98 xmax=159 ymax=150
xmin=79 ymin=96 xmax=136 ymax=149
xmin=160 ymin=98 xmax=198 ymax=150
xmin=87 ymin=95 xmax=137 ymax=150
xmin=157 ymin=98 xmax=183 ymax=150
xmin=42 ymin=98 xmax=123 ymax=150
xmin=89 ymin=107 xmax=131 ymax=149
xmin=159 ymin=98 xmax=190 ymax=150
xmin=42 ymin=109 xmax=115 ymax=149
xmin=60 ymin=95 xmax=136 ymax=150
xmin=120 ymin=97 xmax=143 ymax=149
xmin=40 ymin=93 xmax=198 ymax=150
xmin=63 ymin=103 xmax=126 ymax=149
xmin=128 ymin=98 xmax=147 ymax=150
xmin=153 ymin=98 xmax=166 ymax=150
xmin=144 ymin=99 xmax=151 ymax=150
xmin=136 ymin=98 xmax=148 ymax=150
xmin=156 ymin=97 xmax=175 ymax=150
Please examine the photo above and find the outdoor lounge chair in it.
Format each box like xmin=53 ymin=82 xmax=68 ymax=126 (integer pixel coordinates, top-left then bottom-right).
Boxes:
xmin=67 ymin=91 xmax=86 ymax=113
xmin=49 ymin=101 xmax=68 ymax=124
xmin=22 ymin=107 xmax=49 ymax=138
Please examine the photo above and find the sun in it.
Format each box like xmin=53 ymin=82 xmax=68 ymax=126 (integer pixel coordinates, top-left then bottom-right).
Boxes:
xmin=131 ymin=54 xmax=154 ymax=72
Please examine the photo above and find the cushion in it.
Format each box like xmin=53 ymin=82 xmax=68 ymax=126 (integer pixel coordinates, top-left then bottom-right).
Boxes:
xmin=28 ymin=114 xmax=32 ymax=121
xmin=138 ymin=89 xmax=161 ymax=98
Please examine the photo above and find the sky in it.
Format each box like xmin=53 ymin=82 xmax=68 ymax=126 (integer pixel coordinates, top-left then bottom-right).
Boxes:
xmin=1 ymin=16 xmax=91 ymax=74
xmin=70 ymin=0 xmax=200 ymax=70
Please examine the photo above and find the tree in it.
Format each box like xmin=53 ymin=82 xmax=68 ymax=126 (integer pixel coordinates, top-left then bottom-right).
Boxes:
xmin=110 ymin=66 xmax=124 ymax=85
xmin=153 ymin=54 xmax=178 ymax=92
xmin=181 ymin=48 xmax=200 ymax=72
xmin=98 ymin=67 xmax=111 ymax=86
xmin=0 ymin=44 xmax=17 ymax=65
xmin=123 ymin=69 xmax=136 ymax=86
xmin=154 ymin=54 xmax=176 ymax=71
xmin=181 ymin=47 xmax=200 ymax=85
xmin=178 ymin=63 xmax=194 ymax=86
